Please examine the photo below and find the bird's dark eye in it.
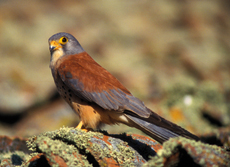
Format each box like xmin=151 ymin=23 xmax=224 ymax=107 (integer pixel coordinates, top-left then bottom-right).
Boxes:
xmin=59 ymin=37 xmax=68 ymax=44
xmin=62 ymin=37 xmax=67 ymax=42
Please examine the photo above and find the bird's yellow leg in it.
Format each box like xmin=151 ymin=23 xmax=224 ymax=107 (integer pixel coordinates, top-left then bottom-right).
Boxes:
xmin=75 ymin=121 xmax=90 ymax=132
xmin=76 ymin=121 xmax=84 ymax=129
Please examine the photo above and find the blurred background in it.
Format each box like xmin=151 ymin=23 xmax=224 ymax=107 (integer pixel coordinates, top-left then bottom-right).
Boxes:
xmin=0 ymin=0 xmax=230 ymax=138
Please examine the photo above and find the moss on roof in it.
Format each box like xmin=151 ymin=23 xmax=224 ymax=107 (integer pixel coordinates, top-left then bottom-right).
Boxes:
xmin=144 ymin=137 xmax=230 ymax=167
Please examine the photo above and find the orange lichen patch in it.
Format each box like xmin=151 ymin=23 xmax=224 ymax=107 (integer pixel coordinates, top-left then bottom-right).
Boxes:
xmin=0 ymin=136 xmax=29 ymax=153
xmin=186 ymin=125 xmax=197 ymax=134
xmin=26 ymin=153 xmax=70 ymax=167
xmin=144 ymin=137 xmax=230 ymax=167
xmin=1 ymin=159 xmax=12 ymax=166
xmin=130 ymin=134 xmax=162 ymax=152
xmin=27 ymin=153 xmax=43 ymax=163
xmin=50 ymin=153 xmax=68 ymax=167
xmin=101 ymin=134 xmax=113 ymax=146
xmin=84 ymin=137 xmax=119 ymax=166
xmin=163 ymin=152 xmax=180 ymax=166
xmin=169 ymin=107 xmax=186 ymax=122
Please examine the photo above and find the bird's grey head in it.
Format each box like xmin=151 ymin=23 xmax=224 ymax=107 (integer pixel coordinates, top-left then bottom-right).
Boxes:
xmin=48 ymin=32 xmax=85 ymax=56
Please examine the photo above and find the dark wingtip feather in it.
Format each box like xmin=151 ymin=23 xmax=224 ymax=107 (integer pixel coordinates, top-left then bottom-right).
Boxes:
xmin=125 ymin=110 xmax=199 ymax=144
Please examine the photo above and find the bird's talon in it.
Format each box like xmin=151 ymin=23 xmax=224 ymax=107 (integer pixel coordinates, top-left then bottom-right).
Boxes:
xmin=81 ymin=128 xmax=93 ymax=132
xmin=76 ymin=121 xmax=84 ymax=129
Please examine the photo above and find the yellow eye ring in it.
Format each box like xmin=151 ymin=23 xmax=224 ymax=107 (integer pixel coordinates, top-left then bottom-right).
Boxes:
xmin=59 ymin=37 xmax=68 ymax=44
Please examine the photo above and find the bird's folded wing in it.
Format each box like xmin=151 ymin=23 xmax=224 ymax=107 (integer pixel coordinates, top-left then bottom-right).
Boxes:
xmin=56 ymin=53 xmax=151 ymax=118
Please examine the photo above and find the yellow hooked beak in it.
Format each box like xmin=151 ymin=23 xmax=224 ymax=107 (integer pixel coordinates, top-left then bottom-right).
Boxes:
xmin=49 ymin=40 xmax=62 ymax=53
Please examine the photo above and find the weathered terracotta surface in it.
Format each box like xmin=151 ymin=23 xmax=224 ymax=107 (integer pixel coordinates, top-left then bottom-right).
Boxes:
xmin=25 ymin=128 xmax=161 ymax=166
xmin=144 ymin=137 xmax=230 ymax=167
xmin=0 ymin=136 xmax=29 ymax=153
xmin=0 ymin=127 xmax=229 ymax=166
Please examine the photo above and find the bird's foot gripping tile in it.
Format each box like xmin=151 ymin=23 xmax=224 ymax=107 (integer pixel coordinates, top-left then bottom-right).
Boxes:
xmin=80 ymin=128 xmax=92 ymax=132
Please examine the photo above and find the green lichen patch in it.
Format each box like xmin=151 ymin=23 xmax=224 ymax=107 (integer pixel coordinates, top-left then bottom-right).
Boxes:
xmin=26 ymin=127 xmax=95 ymax=166
xmin=107 ymin=137 xmax=136 ymax=166
xmin=0 ymin=150 xmax=29 ymax=166
xmin=26 ymin=127 xmax=139 ymax=166
xmin=107 ymin=133 xmax=160 ymax=163
xmin=162 ymin=79 xmax=230 ymax=135
xmin=144 ymin=137 xmax=230 ymax=167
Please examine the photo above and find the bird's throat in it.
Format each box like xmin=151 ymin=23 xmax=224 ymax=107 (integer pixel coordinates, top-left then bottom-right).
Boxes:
xmin=50 ymin=49 xmax=64 ymax=68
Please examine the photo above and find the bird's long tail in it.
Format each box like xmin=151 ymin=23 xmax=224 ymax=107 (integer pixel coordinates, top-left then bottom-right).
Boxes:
xmin=125 ymin=108 xmax=199 ymax=144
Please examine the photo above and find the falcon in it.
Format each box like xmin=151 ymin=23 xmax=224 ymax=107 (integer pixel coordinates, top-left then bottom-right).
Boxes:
xmin=48 ymin=32 xmax=199 ymax=144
